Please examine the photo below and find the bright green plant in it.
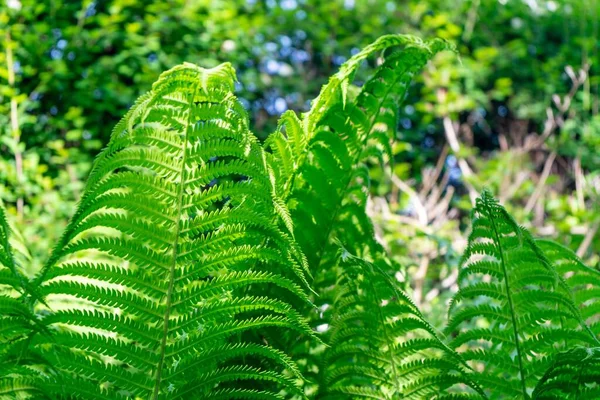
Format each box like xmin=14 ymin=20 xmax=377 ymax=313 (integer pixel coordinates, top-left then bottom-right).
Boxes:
xmin=1 ymin=34 xmax=599 ymax=400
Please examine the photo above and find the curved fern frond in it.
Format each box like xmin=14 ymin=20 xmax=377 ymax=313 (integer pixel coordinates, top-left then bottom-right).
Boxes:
xmin=446 ymin=190 xmax=598 ymax=399
xmin=34 ymin=62 xmax=313 ymax=399
xmin=263 ymin=34 xmax=461 ymax=398
xmin=537 ymin=239 xmax=600 ymax=336
xmin=289 ymin=34 xmax=454 ymax=270
xmin=532 ymin=346 xmax=600 ymax=399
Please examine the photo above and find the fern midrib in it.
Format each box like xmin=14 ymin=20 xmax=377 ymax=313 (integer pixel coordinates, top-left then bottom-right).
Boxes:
xmin=486 ymin=203 xmax=528 ymax=399
xmin=151 ymin=81 xmax=200 ymax=399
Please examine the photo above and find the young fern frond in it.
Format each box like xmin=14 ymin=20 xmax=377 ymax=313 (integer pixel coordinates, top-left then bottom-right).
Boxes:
xmin=446 ymin=190 xmax=598 ymax=399
xmin=537 ymin=239 xmax=600 ymax=336
xmin=32 ymin=63 xmax=313 ymax=399
xmin=532 ymin=346 xmax=600 ymax=399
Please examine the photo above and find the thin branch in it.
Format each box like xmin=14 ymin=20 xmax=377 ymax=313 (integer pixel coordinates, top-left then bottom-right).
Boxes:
xmin=442 ymin=116 xmax=478 ymax=205
xmin=388 ymin=173 xmax=428 ymax=225
xmin=524 ymin=151 xmax=556 ymax=214
xmin=577 ymin=219 xmax=599 ymax=258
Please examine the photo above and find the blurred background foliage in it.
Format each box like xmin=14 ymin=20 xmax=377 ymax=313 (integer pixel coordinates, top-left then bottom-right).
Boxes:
xmin=1 ymin=0 xmax=599 ymax=326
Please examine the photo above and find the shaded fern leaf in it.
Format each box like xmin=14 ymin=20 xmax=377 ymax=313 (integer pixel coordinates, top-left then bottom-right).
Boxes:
xmin=446 ymin=190 xmax=598 ymax=399
xmin=0 ymin=203 xmax=47 ymax=398
xmin=532 ymin=346 xmax=600 ymax=399
xmin=320 ymin=250 xmax=485 ymax=399
xmin=537 ymin=239 xmax=600 ymax=336
xmin=33 ymin=63 xmax=313 ymax=399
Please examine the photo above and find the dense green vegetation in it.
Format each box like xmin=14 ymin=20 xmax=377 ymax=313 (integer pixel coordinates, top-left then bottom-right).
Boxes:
xmin=2 ymin=32 xmax=600 ymax=399
xmin=1 ymin=0 xmax=600 ymax=398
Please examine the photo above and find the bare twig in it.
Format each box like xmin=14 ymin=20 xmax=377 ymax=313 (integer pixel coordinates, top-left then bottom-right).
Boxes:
xmin=574 ymin=157 xmax=585 ymax=211
xmin=524 ymin=151 xmax=556 ymax=214
xmin=388 ymin=173 xmax=428 ymax=226
xmin=442 ymin=116 xmax=478 ymax=205
xmin=420 ymin=145 xmax=448 ymax=198
xmin=577 ymin=219 xmax=599 ymax=258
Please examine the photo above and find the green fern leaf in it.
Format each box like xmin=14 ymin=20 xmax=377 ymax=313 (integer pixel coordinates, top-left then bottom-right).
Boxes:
xmin=446 ymin=190 xmax=598 ymax=399
xmin=320 ymin=250 xmax=485 ymax=399
xmin=32 ymin=62 xmax=313 ymax=399
xmin=537 ymin=239 xmax=600 ymax=336
xmin=532 ymin=346 xmax=600 ymax=399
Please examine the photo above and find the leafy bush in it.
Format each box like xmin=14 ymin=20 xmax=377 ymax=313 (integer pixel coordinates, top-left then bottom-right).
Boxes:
xmin=1 ymin=34 xmax=599 ymax=399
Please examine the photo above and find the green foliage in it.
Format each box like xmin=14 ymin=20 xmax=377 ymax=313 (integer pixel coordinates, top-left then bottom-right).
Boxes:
xmin=446 ymin=191 xmax=598 ymax=398
xmin=319 ymin=252 xmax=483 ymax=399
xmin=1 ymin=32 xmax=599 ymax=400
xmin=0 ymin=203 xmax=43 ymax=398
xmin=536 ymin=240 xmax=600 ymax=336
xmin=533 ymin=346 xmax=600 ymax=399
xmin=32 ymin=62 xmax=315 ymax=399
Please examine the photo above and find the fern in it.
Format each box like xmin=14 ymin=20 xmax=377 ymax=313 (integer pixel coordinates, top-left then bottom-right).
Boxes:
xmin=31 ymin=63 xmax=313 ymax=399
xmin=0 ymin=203 xmax=46 ymax=398
xmin=446 ymin=190 xmax=599 ymax=398
xmin=1 ymin=34 xmax=598 ymax=400
xmin=319 ymin=250 xmax=484 ymax=399
xmin=532 ymin=346 xmax=600 ymax=399
xmin=537 ymin=239 xmax=600 ymax=336
xmin=263 ymin=35 xmax=485 ymax=398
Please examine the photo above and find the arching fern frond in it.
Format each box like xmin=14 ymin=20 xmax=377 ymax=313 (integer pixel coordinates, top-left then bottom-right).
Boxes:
xmin=289 ymin=34 xmax=454 ymax=272
xmin=446 ymin=190 xmax=598 ymax=399
xmin=537 ymin=239 xmax=600 ymax=336
xmin=33 ymin=62 xmax=313 ymax=399
xmin=262 ymin=35 xmax=463 ymax=398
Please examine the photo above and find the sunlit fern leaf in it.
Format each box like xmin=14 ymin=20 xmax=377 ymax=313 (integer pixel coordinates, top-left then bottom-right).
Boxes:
xmin=319 ymin=249 xmax=486 ymax=399
xmin=537 ymin=239 xmax=600 ymax=336
xmin=446 ymin=190 xmax=598 ymax=399
xmin=32 ymin=62 xmax=313 ymax=399
xmin=289 ymin=35 xmax=454 ymax=268
xmin=532 ymin=346 xmax=600 ymax=399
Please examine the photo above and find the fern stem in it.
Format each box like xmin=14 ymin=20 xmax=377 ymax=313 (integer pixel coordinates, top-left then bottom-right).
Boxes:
xmin=485 ymin=201 xmax=528 ymax=399
xmin=152 ymin=81 xmax=199 ymax=399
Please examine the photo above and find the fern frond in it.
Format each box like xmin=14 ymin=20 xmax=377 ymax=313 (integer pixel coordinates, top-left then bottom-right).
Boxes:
xmin=446 ymin=190 xmax=598 ymax=399
xmin=320 ymin=251 xmax=485 ymax=399
xmin=537 ymin=239 xmax=600 ymax=336
xmin=261 ymin=35 xmax=470 ymax=399
xmin=33 ymin=62 xmax=313 ymax=398
xmin=0 ymin=203 xmax=47 ymax=398
xmin=532 ymin=346 xmax=600 ymax=399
